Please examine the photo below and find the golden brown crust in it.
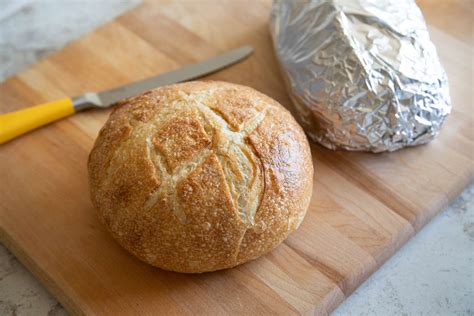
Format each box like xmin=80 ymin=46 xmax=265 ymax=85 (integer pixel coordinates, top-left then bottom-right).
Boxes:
xmin=152 ymin=109 xmax=211 ymax=173
xmin=88 ymin=81 xmax=313 ymax=273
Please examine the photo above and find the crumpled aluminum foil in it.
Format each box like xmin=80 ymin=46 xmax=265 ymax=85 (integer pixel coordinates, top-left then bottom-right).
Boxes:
xmin=270 ymin=0 xmax=451 ymax=152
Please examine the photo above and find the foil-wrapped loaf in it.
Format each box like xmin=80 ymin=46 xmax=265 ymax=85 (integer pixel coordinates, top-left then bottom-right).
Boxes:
xmin=270 ymin=0 xmax=451 ymax=152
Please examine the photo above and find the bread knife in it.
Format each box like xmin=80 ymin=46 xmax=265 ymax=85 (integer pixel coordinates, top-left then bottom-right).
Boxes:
xmin=0 ymin=46 xmax=253 ymax=144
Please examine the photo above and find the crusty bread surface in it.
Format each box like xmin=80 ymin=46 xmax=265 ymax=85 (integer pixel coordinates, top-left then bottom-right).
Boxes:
xmin=88 ymin=81 xmax=313 ymax=273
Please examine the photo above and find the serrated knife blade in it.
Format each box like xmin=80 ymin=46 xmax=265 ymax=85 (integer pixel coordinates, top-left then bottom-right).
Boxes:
xmin=72 ymin=45 xmax=254 ymax=110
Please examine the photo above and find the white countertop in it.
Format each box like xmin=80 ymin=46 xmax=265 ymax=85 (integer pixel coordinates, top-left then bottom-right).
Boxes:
xmin=0 ymin=1 xmax=472 ymax=315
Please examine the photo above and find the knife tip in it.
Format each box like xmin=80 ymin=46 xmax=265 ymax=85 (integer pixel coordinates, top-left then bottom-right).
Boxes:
xmin=241 ymin=45 xmax=254 ymax=55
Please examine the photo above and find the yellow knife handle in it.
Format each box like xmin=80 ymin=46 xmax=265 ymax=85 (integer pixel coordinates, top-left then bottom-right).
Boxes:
xmin=0 ymin=98 xmax=75 ymax=144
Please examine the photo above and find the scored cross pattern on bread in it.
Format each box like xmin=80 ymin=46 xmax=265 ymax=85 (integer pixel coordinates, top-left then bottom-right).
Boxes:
xmin=88 ymin=81 xmax=313 ymax=273
xmin=146 ymin=94 xmax=266 ymax=226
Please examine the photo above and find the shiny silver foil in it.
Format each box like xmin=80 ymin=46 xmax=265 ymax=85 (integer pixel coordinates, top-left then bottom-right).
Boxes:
xmin=270 ymin=0 xmax=451 ymax=152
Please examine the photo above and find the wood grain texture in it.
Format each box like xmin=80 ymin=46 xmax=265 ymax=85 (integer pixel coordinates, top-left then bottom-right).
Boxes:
xmin=0 ymin=0 xmax=472 ymax=314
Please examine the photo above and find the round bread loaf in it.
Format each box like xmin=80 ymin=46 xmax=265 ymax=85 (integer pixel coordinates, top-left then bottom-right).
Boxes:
xmin=88 ymin=81 xmax=313 ymax=273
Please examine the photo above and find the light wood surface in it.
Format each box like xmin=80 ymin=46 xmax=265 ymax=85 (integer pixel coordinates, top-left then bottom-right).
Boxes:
xmin=0 ymin=1 xmax=472 ymax=314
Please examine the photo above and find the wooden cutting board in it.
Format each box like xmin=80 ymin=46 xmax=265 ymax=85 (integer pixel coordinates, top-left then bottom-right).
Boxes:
xmin=0 ymin=0 xmax=472 ymax=314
